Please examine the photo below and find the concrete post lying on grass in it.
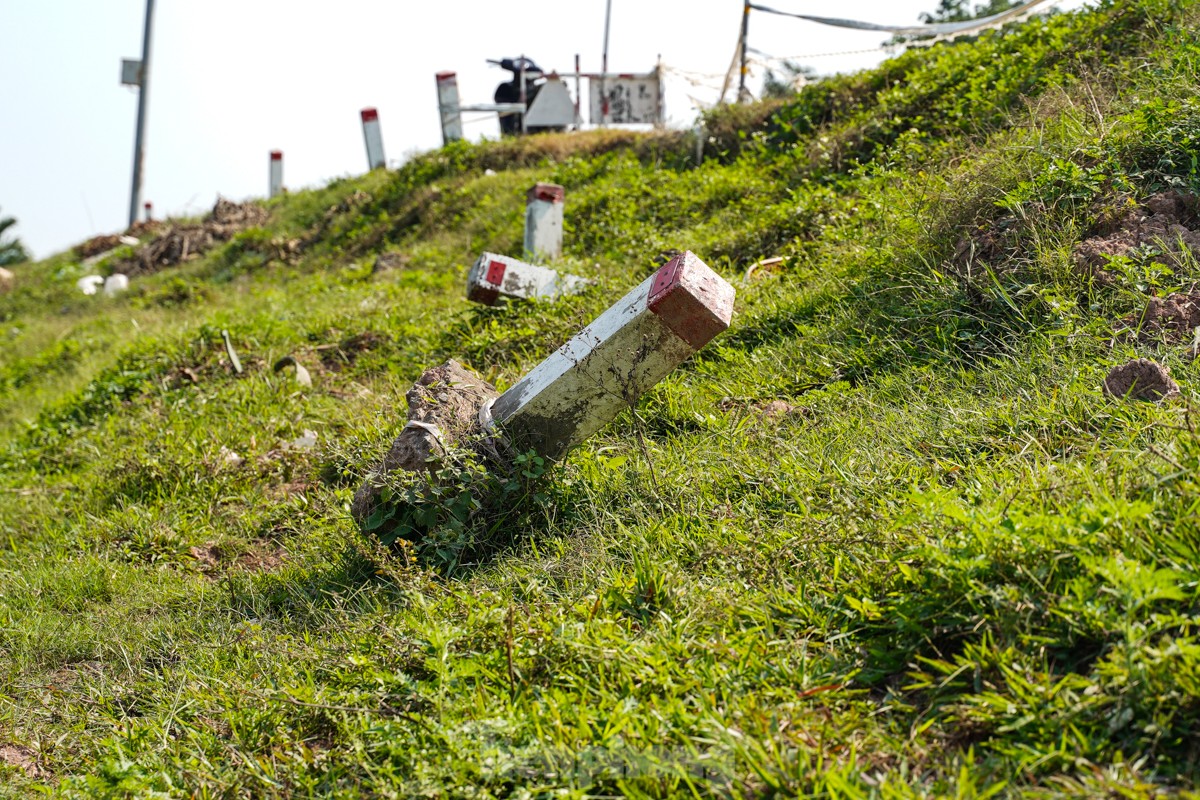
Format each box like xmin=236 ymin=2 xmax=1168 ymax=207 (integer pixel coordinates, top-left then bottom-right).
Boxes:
xmin=269 ymin=150 xmax=283 ymax=198
xmin=466 ymin=251 xmax=589 ymax=306
xmin=488 ymin=250 xmax=734 ymax=460
xmin=436 ymin=71 xmax=464 ymax=145
xmin=524 ymin=183 xmax=564 ymax=262
xmin=361 ymin=108 xmax=386 ymax=170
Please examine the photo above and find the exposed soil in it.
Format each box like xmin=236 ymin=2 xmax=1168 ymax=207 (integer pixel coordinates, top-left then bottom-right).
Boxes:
xmin=1117 ymin=290 xmax=1200 ymax=344
xmin=75 ymin=233 xmax=125 ymax=260
xmin=0 ymin=743 xmax=39 ymax=777
xmin=111 ymin=198 xmax=271 ymax=277
xmin=1074 ymin=191 xmax=1200 ymax=284
xmin=1102 ymin=358 xmax=1180 ymax=401
xmin=190 ymin=541 xmax=286 ymax=577
xmin=320 ymin=331 xmax=390 ymax=371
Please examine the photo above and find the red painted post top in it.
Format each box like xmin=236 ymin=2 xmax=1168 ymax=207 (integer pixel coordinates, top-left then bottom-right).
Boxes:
xmin=436 ymin=71 xmax=457 ymax=81
xmin=527 ymin=183 xmax=565 ymax=204
xmin=361 ymin=108 xmax=379 ymax=122
xmin=270 ymin=150 xmax=282 ymax=161
xmin=647 ymin=251 xmax=735 ymax=349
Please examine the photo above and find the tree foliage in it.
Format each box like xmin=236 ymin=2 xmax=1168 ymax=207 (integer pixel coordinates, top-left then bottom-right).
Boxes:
xmin=0 ymin=208 xmax=30 ymax=267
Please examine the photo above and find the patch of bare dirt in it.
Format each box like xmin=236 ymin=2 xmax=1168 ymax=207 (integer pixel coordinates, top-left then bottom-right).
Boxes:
xmin=190 ymin=541 xmax=287 ymax=578
xmin=75 ymin=234 xmax=125 ymax=260
xmin=718 ymin=397 xmax=809 ymax=421
xmin=111 ymin=197 xmax=271 ymax=277
xmin=0 ymin=743 xmax=40 ymax=777
xmin=1074 ymin=191 xmax=1200 ymax=284
xmin=1102 ymin=358 xmax=1180 ymax=401
xmin=1117 ymin=290 xmax=1200 ymax=344
xmin=319 ymin=331 xmax=390 ymax=371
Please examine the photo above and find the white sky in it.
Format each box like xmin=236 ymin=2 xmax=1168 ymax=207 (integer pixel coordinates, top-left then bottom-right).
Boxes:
xmin=0 ymin=1 xmax=1081 ymax=258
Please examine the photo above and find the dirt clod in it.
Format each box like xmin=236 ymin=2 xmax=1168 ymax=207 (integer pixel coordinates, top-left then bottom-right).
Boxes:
xmin=1102 ymin=358 xmax=1180 ymax=401
xmin=351 ymin=361 xmax=499 ymax=527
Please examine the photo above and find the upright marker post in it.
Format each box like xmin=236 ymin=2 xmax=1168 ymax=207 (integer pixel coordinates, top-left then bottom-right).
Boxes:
xmin=487 ymin=251 xmax=734 ymax=459
xmin=524 ymin=182 xmax=565 ymax=262
xmin=269 ymin=150 xmax=283 ymax=198
xmin=143 ymin=201 xmax=153 ymax=222
xmin=361 ymin=108 xmax=386 ymax=170
xmin=436 ymin=72 xmax=464 ymax=144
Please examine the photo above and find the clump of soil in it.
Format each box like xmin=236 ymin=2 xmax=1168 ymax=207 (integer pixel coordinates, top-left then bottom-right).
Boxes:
xmin=351 ymin=361 xmax=499 ymax=529
xmin=1074 ymin=191 xmax=1200 ymax=284
xmin=112 ymin=197 xmax=271 ymax=277
xmin=1102 ymin=358 xmax=1180 ymax=401
xmin=372 ymin=251 xmax=409 ymax=276
xmin=1117 ymin=291 xmax=1200 ymax=343
xmin=947 ymin=214 xmax=1022 ymax=277
xmin=75 ymin=234 xmax=125 ymax=260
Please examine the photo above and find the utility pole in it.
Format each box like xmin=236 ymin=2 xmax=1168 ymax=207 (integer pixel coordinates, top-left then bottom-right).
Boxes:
xmin=128 ymin=0 xmax=156 ymax=228
xmin=738 ymin=0 xmax=750 ymax=102
xmin=600 ymin=0 xmax=613 ymax=125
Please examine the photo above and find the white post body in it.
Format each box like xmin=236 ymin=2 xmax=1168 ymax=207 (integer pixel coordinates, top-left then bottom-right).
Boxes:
xmin=103 ymin=274 xmax=130 ymax=296
xmin=489 ymin=251 xmax=734 ymax=460
xmin=361 ymin=108 xmax=386 ymax=170
xmin=269 ymin=150 xmax=283 ymax=198
xmin=524 ymin=183 xmax=565 ymax=262
xmin=436 ymin=71 xmax=464 ymax=144
xmin=143 ymin=201 xmax=153 ymax=222
xmin=466 ymin=251 xmax=589 ymax=306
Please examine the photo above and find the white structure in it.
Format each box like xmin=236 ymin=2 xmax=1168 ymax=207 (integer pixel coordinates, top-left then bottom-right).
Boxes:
xmin=361 ymin=108 xmax=386 ymax=170
xmin=77 ymin=275 xmax=105 ymax=295
xmin=435 ymin=72 xmax=464 ymax=145
xmin=103 ymin=274 xmax=130 ymax=296
xmin=269 ymin=150 xmax=283 ymax=198
xmin=487 ymin=251 xmax=734 ymax=459
xmin=143 ymin=201 xmax=153 ymax=222
xmin=466 ymin=252 xmax=588 ymax=306
xmin=524 ymin=183 xmax=565 ymax=262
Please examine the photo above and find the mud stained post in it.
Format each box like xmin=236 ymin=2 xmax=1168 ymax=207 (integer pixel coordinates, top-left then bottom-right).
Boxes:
xmin=524 ymin=183 xmax=565 ymax=262
xmin=361 ymin=108 xmax=386 ymax=170
xmin=436 ymin=71 xmax=464 ymax=144
xmin=268 ymin=151 xmax=283 ymax=198
xmin=488 ymin=251 xmax=734 ymax=460
xmin=466 ymin=252 xmax=589 ymax=306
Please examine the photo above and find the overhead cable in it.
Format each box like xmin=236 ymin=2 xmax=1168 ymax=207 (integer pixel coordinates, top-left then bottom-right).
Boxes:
xmin=747 ymin=0 xmax=1055 ymax=37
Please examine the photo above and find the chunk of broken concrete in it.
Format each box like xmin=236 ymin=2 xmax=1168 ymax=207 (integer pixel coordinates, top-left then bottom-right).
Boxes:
xmin=103 ymin=274 xmax=129 ymax=296
xmin=1103 ymin=358 xmax=1180 ymax=401
xmin=77 ymin=275 xmax=104 ymax=295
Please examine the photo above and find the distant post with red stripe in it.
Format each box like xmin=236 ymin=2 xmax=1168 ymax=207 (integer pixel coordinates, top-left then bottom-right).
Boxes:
xmin=269 ymin=150 xmax=283 ymax=198
xmin=486 ymin=250 xmax=734 ymax=459
xmin=466 ymin=251 xmax=588 ymax=306
xmin=361 ymin=108 xmax=386 ymax=170
xmin=436 ymin=72 xmax=464 ymax=145
xmin=143 ymin=201 xmax=153 ymax=222
xmin=525 ymin=182 xmax=565 ymax=262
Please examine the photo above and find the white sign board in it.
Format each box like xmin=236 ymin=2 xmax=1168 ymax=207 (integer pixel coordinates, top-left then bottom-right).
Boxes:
xmin=589 ymin=73 xmax=662 ymax=125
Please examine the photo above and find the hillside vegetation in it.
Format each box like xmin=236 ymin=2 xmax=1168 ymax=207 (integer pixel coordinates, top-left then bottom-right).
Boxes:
xmin=3 ymin=0 xmax=1200 ymax=795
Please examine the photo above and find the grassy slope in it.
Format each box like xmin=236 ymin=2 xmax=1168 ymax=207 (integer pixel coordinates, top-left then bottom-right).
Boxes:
xmin=3 ymin=0 xmax=1200 ymax=795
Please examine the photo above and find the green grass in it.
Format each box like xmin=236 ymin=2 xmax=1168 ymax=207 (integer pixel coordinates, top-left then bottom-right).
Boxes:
xmin=3 ymin=0 xmax=1200 ymax=795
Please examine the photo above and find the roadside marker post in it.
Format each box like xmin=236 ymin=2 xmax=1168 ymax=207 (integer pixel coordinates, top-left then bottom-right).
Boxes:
xmin=487 ymin=250 xmax=734 ymax=460
xmin=524 ymin=183 xmax=565 ymax=262
xmin=143 ymin=201 xmax=154 ymax=222
xmin=466 ymin=252 xmax=589 ymax=306
xmin=436 ymin=72 xmax=464 ymax=145
xmin=361 ymin=108 xmax=386 ymax=170
xmin=269 ymin=150 xmax=283 ymax=198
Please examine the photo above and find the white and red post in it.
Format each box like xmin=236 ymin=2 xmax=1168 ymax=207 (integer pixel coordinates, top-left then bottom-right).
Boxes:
xmin=466 ymin=251 xmax=588 ymax=306
xmin=487 ymin=251 xmax=734 ymax=459
xmin=268 ymin=150 xmax=283 ymax=198
xmin=524 ymin=182 xmax=565 ymax=262
xmin=436 ymin=71 xmax=464 ymax=145
xmin=143 ymin=201 xmax=153 ymax=222
xmin=361 ymin=108 xmax=386 ymax=170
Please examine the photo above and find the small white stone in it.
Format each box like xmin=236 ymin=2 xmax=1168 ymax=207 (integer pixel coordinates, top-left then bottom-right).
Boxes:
xmin=103 ymin=274 xmax=130 ymax=296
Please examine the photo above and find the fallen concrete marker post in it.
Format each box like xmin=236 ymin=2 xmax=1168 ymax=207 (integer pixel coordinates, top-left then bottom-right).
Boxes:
xmin=487 ymin=250 xmax=734 ymax=459
xmin=353 ymin=251 xmax=735 ymax=539
xmin=524 ymin=183 xmax=564 ymax=262
xmin=466 ymin=251 xmax=589 ymax=306
xmin=361 ymin=108 xmax=386 ymax=170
